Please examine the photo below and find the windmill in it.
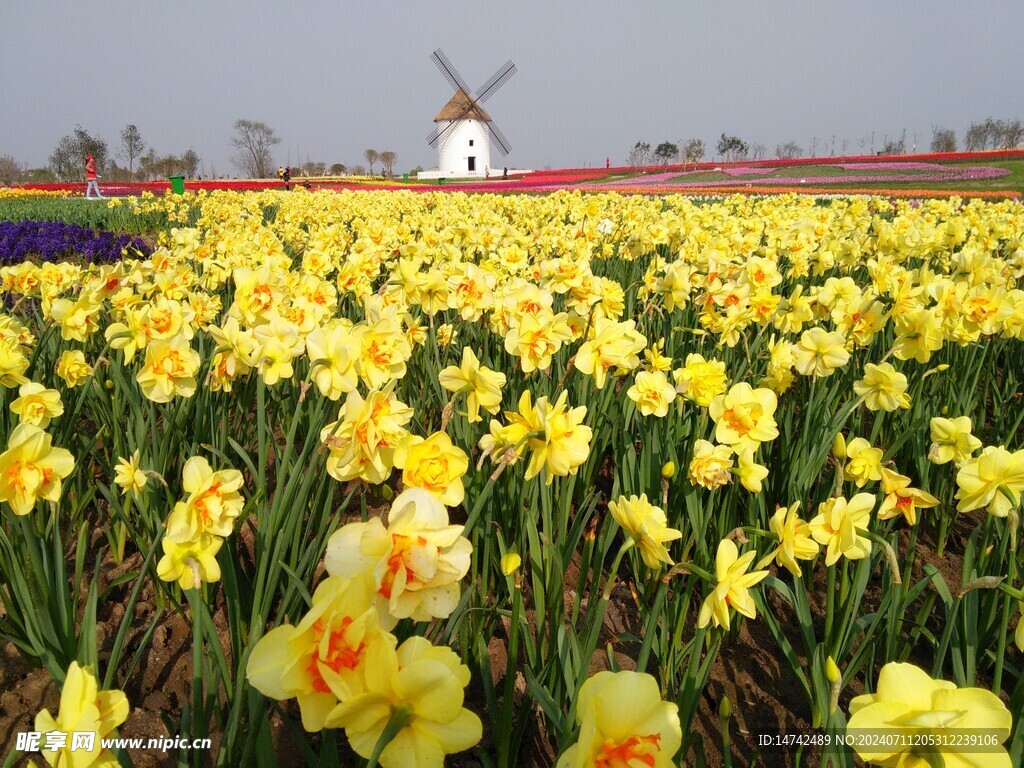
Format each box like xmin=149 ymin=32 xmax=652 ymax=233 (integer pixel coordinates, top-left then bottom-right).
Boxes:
xmin=426 ymin=49 xmax=516 ymax=178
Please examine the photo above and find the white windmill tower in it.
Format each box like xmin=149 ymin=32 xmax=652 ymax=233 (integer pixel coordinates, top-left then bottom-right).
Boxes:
xmin=422 ymin=49 xmax=517 ymax=179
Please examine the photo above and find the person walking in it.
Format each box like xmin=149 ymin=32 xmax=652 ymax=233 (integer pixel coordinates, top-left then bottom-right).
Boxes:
xmin=85 ymin=155 xmax=103 ymax=199
xmin=283 ymin=166 xmax=292 ymax=191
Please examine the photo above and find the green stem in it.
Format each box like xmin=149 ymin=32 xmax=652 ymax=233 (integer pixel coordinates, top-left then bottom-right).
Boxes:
xmin=366 ymin=706 xmax=414 ymax=768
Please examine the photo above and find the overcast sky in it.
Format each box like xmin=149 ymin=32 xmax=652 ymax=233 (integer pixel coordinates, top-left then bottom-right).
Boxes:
xmin=3 ymin=1 xmax=1023 ymax=175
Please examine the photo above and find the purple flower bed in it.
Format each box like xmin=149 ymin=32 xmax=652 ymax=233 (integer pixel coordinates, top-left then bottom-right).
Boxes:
xmin=0 ymin=221 xmax=151 ymax=265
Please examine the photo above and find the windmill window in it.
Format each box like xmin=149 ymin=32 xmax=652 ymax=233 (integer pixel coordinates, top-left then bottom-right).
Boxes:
xmin=469 ymin=140 xmax=474 ymax=146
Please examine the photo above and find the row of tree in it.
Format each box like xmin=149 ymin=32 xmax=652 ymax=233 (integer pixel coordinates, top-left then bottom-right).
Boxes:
xmin=2 ymin=118 xmax=400 ymax=185
xmin=194 ymin=120 xmax=402 ymax=178
xmin=362 ymin=149 xmax=399 ymax=177
xmin=43 ymin=124 xmax=203 ymax=182
xmin=630 ymin=118 xmax=1024 ymax=167
xmin=628 ymin=139 xmax=707 ymax=168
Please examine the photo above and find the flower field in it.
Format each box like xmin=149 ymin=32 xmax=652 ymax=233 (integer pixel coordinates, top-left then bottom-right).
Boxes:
xmin=2 ymin=188 xmax=1024 ymax=767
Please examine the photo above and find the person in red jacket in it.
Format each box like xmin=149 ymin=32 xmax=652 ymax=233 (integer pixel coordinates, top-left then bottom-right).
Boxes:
xmin=85 ymin=155 xmax=103 ymax=199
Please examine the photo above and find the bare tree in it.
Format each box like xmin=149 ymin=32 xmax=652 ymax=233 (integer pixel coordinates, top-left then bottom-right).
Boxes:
xmin=750 ymin=143 xmax=767 ymax=161
xmin=0 ymin=155 xmax=23 ymax=185
xmin=930 ymin=126 xmax=957 ymax=153
xmin=882 ymin=136 xmax=905 ymax=155
xmin=119 ymin=124 xmax=145 ymax=180
xmin=683 ymin=138 xmax=705 ymax=167
xmin=329 ymin=163 xmax=347 ymax=175
xmin=1001 ymin=120 xmax=1024 ymax=149
xmin=964 ymin=122 xmax=984 ymax=151
xmin=364 ymin=149 xmax=379 ymax=176
xmin=627 ymin=141 xmax=651 ymax=169
xmin=351 ymin=164 xmax=366 ymax=176
xmin=229 ymin=119 xmax=281 ymax=178
xmin=379 ymin=151 xmax=397 ymax=177
xmin=776 ymin=142 xmax=803 ymax=159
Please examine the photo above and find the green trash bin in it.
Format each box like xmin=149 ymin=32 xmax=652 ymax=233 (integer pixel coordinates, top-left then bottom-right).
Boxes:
xmin=169 ymin=175 xmax=185 ymax=195
xmin=403 ymin=173 xmax=409 ymax=182
xmin=438 ymin=177 xmax=446 ymax=186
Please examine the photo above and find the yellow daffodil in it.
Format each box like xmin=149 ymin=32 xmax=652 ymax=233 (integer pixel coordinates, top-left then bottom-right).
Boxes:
xmin=893 ymin=307 xmax=945 ymax=363
xmin=10 ymin=382 xmax=63 ymax=428
xmin=847 ymin=662 xmax=1012 ymax=767
xmin=643 ymin=339 xmax=673 ymax=372
xmin=0 ymin=336 xmax=30 ymax=388
xmin=688 ymin=439 xmax=734 ymax=489
xmin=708 ymin=383 xmax=778 ymax=454
xmin=321 ymin=385 xmax=414 ymax=484
xmin=697 ymin=538 xmax=769 ymax=630
xmin=955 ymin=445 xmax=1024 ymax=517
xmin=792 ymin=327 xmax=850 ymax=377
xmin=844 ymin=437 xmax=884 ymax=488
xmin=113 ymin=450 xmax=147 ymax=496
xmin=438 ymin=346 xmax=506 ymax=423
xmin=353 ymin=315 xmax=413 ymax=389
xmin=56 ymin=350 xmax=93 ymax=388
xmin=929 ymin=416 xmax=981 ymax=465
xmin=672 ymin=353 xmax=728 ymax=407
xmin=305 ymin=321 xmax=359 ymax=400
xmin=35 ymin=662 xmax=129 ymax=768
xmin=607 ymin=493 xmax=682 ymax=568
xmin=736 ymin=448 xmax=770 ymax=493
xmin=503 ymin=310 xmax=573 ymax=374
xmin=854 ymin=362 xmax=910 ymax=411
xmin=393 ymin=432 xmax=469 ymax=507
xmin=49 ymin=293 xmax=103 ymax=342
xmin=0 ymin=423 xmax=75 ymax=515
xmin=165 ymin=456 xmax=245 ymax=541
xmin=501 ymin=550 xmax=522 ymax=576
xmin=764 ymin=503 xmax=819 ymax=576
xmin=573 ymin=317 xmax=646 ymax=389
xmin=808 ymin=494 xmax=875 ymax=566
xmin=246 ymin=575 xmax=395 ymax=732
xmin=877 ymin=468 xmax=939 ymax=525
xmin=326 ymin=636 xmax=482 ymax=768
xmin=626 ymin=370 xmax=677 ymax=417
xmin=156 ymin=533 xmax=223 ymax=590
xmin=502 ymin=390 xmax=593 ymax=485
xmin=253 ymin=312 xmax=304 ymax=386
xmin=136 ymin=334 xmax=200 ymax=403
xmin=325 ymin=488 xmax=472 ymax=621
xmin=557 ymin=670 xmax=682 ymax=768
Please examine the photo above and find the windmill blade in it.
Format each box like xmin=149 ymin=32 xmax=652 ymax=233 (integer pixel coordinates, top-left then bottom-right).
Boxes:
xmin=475 ymin=61 xmax=517 ymax=103
xmin=431 ymin=48 xmax=471 ymax=95
xmin=486 ymin=121 xmax=512 ymax=156
xmin=428 ymin=112 xmax=469 ymax=148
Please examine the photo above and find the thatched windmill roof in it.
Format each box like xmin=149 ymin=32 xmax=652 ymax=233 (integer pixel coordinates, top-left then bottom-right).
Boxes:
xmin=433 ymin=88 xmax=492 ymax=123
